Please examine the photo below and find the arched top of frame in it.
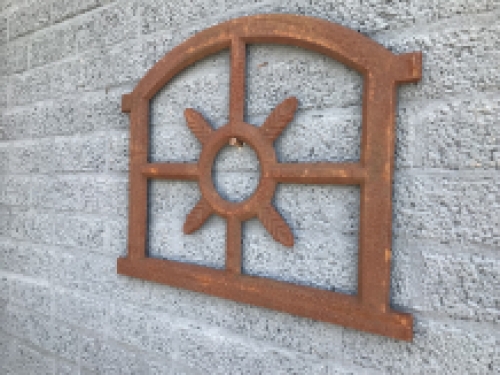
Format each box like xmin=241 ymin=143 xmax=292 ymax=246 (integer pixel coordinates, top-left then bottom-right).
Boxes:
xmin=125 ymin=14 xmax=421 ymax=104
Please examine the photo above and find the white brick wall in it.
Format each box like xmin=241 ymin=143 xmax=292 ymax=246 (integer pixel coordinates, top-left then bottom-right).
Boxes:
xmin=1 ymin=0 xmax=500 ymax=374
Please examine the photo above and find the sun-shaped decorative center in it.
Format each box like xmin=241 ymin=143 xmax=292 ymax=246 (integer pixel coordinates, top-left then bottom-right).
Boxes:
xmin=182 ymin=97 xmax=299 ymax=247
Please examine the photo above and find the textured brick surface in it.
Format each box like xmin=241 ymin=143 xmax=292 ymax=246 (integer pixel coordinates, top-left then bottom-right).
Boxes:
xmin=0 ymin=14 xmax=7 ymax=46
xmin=9 ymin=0 xmax=52 ymax=39
xmin=51 ymin=0 xmax=102 ymax=23
xmin=0 ymin=38 xmax=29 ymax=76
xmin=420 ymin=248 xmax=500 ymax=323
xmin=30 ymin=24 xmax=78 ymax=68
xmin=343 ymin=318 xmax=499 ymax=374
xmin=55 ymin=361 xmax=80 ymax=375
xmin=0 ymin=77 xmax=7 ymax=108
xmin=10 ymin=342 xmax=55 ymax=375
xmin=1 ymin=0 xmax=500 ymax=374
xmin=394 ymin=172 xmax=500 ymax=245
xmin=417 ymin=94 xmax=500 ymax=169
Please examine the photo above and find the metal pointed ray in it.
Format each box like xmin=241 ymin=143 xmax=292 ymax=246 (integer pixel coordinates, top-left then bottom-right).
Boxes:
xmin=184 ymin=108 xmax=213 ymax=145
xmin=183 ymin=197 xmax=214 ymax=234
xmin=260 ymin=97 xmax=298 ymax=142
xmin=257 ymin=204 xmax=294 ymax=247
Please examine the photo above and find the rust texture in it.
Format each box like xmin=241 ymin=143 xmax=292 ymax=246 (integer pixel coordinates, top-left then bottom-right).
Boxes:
xmin=117 ymin=14 xmax=422 ymax=341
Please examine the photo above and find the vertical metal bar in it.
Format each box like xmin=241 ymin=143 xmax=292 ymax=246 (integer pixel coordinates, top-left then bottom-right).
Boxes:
xmin=229 ymin=36 xmax=246 ymax=125
xmin=127 ymin=97 xmax=149 ymax=260
xmin=358 ymin=73 xmax=396 ymax=313
xmin=226 ymin=216 xmax=242 ymax=274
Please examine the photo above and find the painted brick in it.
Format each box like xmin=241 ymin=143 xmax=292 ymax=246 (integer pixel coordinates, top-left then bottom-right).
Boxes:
xmin=247 ymin=44 xmax=363 ymax=116
xmin=106 ymin=216 xmax=127 ymax=257
xmin=148 ymin=360 xmax=205 ymax=375
xmin=52 ymin=134 xmax=107 ymax=172
xmin=150 ymin=123 xmax=203 ymax=164
xmin=108 ymin=303 xmax=149 ymax=348
xmin=139 ymin=0 xmax=266 ymax=36
xmin=275 ymin=0 xmax=500 ymax=34
xmin=213 ymin=170 xmax=260 ymax=203
xmin=0 ymin=14 xmax=7 ymax=45
xmin=0 ymin=275 xmax=9 ymax=302
xmin=389 ymin=239 xmax=421 ymax=310
xmin=139 ymin=0 xmax=166 ymax=36
xmin=411 ymin=319 xmax=499 ymax=374
xmin=55 ymin=360 xmax=80 ymax=375
xmin=49 ymin=322 xmax=80 ymax=361
xmin=0 ymin=332 xmax=14 ymax=372
xmin=54 ymin=289 xmax=108 ymax=331
xmin=0 ymin=239 xmax=52 ymax=278
xmin=8 ymin=208 xmax=54 ymax=245
xmin=0 ymin=205 xmax=11 ymax=237
xmin=343 ymin=317 xmax=499 ymax=374
xmin=30 ymin=23 xmax=78 ymax=68
xmin=243 ymin=222 xmax=358 ymax=293
xmin=376 ymin=10 xmax=500 ymax=102
xmin=0 ymin=306 xmax=51 ymax=348
xmin=8 ymin=56 xmax=106 ymax=106
xmin=107 ymin=130 xmax=129 ymax=172
xmin=151 ymin=318 xmax=330 ymax=375
xmin=9 ymin=0 xmax=52 ymax=39
xmin=51 ymin=0 xmax=101 ymax=23
xmin=50 ymin=248 xmax=148 ymax=303
xmin=0 ymin=77 xmax=7 ymax=108
xmin=1 ymin=88 xmax=130 ymax=140
xmin=149 ymin=180 xmax=226 ymax=268
xmin=80 ymin=334 xmax=150 ymax=375
xmin=10 ymin=67 xmax=52 ymax=106
xmin=2 ymin=318 xmax=78 ymax=369
xmin=212 ymin=144 xmax=260 ymax=173
xmin=394 ymin=172 xmax=500 ymax=246
xmin=0 ymin=175 xmax=32 ymax=207
xmin=74 ymin=1 xmax=138 ymax=54
xmin=91 ymin=85 xmax=133 ymax=131
xmin=5 ymin=139 xmax=66 ymax=174
xmin=79 ymin=39 xmax=143 ymax=93
xmin=275 ymin=184 xmax=359 ymax=235
xmin=9 ymin=342 xmax=55 ymax=375
xmin=3 ymin=142 xmax=40 ymax=174
xmin=0 ymin=37 xmax=29 ymax=75
xmin=0 ymin=145 xmax=7 ymax=173
xmin=394 ymin=102 xmax=419 ymax=169
xmin=10 ymin=278 xmax=52 ymax=315
xmin=0 ymin=0 xmax=16 ymax=13
xmin=52 ymin=212 xmax=106 ymax=250
xmin=1 ymin=104 xmax=48 ymax=140
xmin=140 ymin=0 xmax=500 ymax=39
xmin=49 ymin=58 xmax=86 ymax=99
xmin=31 ymin=174 xmax=127 ymax=216
xmin=146 ymin=286 xmax=344 ymax=360
xmin=139 ymin=0 xmax=500 ymax=38
xmin=148 ymin=50 xmax=230 ymax=135
xmin=418 ymin=94 xmax=500 ymax=169
xmin=419 ymin=248 xmax=500 ymax=323
xmin=274 ymin=107 xmax=361 ymax=164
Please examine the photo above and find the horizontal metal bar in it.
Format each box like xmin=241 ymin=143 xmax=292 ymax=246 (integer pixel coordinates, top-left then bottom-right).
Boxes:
xmin=266 ymin=163 xmax=365 ymax=184
xmin=118 ymin=257 xmax=412 ymax=341
xmin=141 ymin=163 xmax=199 ymax=180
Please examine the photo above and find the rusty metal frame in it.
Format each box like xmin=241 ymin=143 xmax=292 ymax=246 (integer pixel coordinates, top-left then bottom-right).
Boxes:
xmin=117 ymin=14 xmax=422 ymax=341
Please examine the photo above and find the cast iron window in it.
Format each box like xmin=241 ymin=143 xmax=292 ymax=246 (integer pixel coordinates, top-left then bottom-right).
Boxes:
xmin=118 ymin=14 xmax=422 ymax=341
